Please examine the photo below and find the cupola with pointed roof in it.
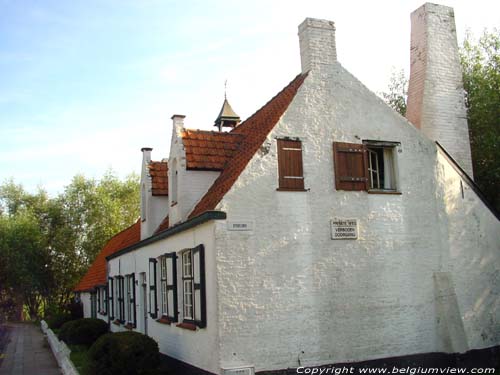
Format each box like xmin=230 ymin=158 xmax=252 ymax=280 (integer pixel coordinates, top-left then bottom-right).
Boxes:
xmin=214 ymin=97 xmax=240 ymax=131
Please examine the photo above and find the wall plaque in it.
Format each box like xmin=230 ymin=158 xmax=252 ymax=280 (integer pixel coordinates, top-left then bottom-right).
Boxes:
xmin=331 ymin=219 xmax=358 ymax=240
xmin=227 ymin=221 xmax=254 ymax=231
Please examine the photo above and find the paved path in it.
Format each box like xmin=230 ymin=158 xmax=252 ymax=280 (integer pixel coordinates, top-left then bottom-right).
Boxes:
xmin=0 ymin=323 xmax=60 ymax=375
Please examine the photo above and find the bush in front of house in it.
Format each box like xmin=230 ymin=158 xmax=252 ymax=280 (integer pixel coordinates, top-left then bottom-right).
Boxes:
xmin=44 ymin=305 xmax=72 ymax=329
xmin=88 ymin=331 xmax=160 ymax=375
xmin=46 ymin=312 xmax=73 ymax=330
xmin=58 ymin=318 xmax=108 ymax=346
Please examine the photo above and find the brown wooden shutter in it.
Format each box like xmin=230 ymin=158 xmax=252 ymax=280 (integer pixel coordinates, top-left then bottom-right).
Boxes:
xmin=277 ymin=139 xmax=305 ymax=190
xmin=333 ymin=142 xmax=369 ymax=191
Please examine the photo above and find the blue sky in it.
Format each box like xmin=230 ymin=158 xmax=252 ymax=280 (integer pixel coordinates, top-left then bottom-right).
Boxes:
xmin=1 ymin=0 xmax=498 ymax=195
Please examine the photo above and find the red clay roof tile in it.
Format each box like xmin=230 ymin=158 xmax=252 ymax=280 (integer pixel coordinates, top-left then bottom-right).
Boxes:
xmin=73 ymin=220 xmax=141 ymax=292
xmin=154 ymin=216 xmax=169 ymax=234
xmin=148 ymin=161 xmax=168 ymax=196
xmin=182 ymin=130 xmax=243 ymax=171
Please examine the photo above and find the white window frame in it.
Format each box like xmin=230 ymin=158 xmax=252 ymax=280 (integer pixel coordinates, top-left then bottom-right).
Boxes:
xmin=182 ymin=250 xmax=194 ymax=321
xmin=160 ymin=256 xmax=168 ymax=316
xmin=99 ymin=286 xmax=107 ymax=315
xmin=364 ymin=141 xmax=399 ymax=192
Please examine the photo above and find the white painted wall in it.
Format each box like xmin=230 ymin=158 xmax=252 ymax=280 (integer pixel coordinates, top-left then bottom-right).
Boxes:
xmin=212 ymin=55 xmax=499 ymax=372
xmin=434 ymin=150 xmax=500 ymax=350
xmin=168 ymin=116 xmax=220 ymax=226
xmin=140 ymin=148 xmax=169 ymax=239
xmin=107 ymin=221 xmax=220 ymax=374
xmin=80 ymin=290 xmax=108 ymax=321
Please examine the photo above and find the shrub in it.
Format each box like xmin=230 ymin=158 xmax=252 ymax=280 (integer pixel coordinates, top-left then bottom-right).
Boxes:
xmin=46 ymin=313 xmax=72 ymax=330
xmin=58 ymin=318 xmax=108 ymax=346
xmin=88 ymin=331 xmax=160 ymax=375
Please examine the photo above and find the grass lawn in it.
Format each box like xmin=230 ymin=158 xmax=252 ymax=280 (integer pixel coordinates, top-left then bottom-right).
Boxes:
xmin=68 ymin=344 xmax=90 ymax=375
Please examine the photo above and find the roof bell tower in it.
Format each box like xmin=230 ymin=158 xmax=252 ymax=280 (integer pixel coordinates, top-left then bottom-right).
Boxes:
xmin=214 ymin=82 xmax=240 ymax=131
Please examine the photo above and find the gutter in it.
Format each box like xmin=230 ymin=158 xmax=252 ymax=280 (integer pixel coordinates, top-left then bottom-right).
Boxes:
xmin=107 ymin=210 xmax=227 ymax=260
xmin=436 ymin=142 xmax=500 ymax=221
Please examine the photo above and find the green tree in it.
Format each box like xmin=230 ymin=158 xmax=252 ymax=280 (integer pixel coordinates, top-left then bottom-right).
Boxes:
xmin=460 ymin=29 xmax=500 ymax=211
xmin=62 ymin=171 xmax=140 ymax=265
xmin=380 ymin=68 xmax=408 ymax=116
xmin=0 ymin=171 xmax=140 ymax=319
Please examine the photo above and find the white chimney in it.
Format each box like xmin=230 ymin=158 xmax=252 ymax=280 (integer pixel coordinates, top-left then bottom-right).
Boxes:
xmin=298 ymin=18 xmax=337 ymax=74
xmin=171 ymin=114 xmax=185 ymax=132
xmin=140 ymin=147 xmax=153 ymax=240
xmin=406 ymin=3 xmax=473 ymax=177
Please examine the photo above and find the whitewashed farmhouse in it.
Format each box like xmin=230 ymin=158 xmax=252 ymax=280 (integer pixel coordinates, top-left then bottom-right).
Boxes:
xmin=74 ymin=3 xmax=500 ymax=374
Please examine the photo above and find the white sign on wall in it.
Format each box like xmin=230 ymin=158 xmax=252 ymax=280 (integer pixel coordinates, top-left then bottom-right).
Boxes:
xmin=331 ymin=219 xmax=358 ymax=240
xmin=227 ymin=221 xmax=254 ymax=231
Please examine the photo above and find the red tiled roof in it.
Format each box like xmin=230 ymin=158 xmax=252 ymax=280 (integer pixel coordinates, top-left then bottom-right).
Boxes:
xmin=182 ymin=130 xmax=243 ymax=170
xmin=74 ymin=221 xmax=141 ymax=292
xmin=149 ymin=161 xmax=168 ymax=196
xmin=154 ymin=216 xmax=169 ymax=234
xmin=188 ymin=73 xmax=307 ymax=218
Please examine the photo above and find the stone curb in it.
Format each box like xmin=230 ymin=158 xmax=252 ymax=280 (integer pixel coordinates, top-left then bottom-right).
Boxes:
xmin=41 ymin=320 xmax=79 ymax=375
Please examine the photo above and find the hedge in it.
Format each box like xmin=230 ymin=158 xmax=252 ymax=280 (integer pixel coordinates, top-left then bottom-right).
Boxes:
xmin=88 ymin=331 xmax=160 ymax=375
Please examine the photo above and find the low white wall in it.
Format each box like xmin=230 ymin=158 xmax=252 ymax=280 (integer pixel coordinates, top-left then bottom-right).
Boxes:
xmin=41 ymin=320 xmax=79 ymax=375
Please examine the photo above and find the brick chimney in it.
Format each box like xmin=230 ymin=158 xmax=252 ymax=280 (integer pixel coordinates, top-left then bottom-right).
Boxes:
xmin=406 ymin=3 xmax=473 ymax=177
xmin=298 ymin=18 xmax=337 ymax=74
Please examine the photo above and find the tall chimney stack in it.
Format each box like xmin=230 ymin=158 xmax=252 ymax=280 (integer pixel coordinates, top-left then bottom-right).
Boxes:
xmin=298 ymin=18 xmax=337 ymax=74
xmin=406 ymin=3 xmax=473 ymax=177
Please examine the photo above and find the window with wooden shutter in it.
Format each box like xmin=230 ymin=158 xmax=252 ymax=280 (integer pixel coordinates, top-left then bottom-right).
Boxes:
xmin=125 ymin=273 xmax=136 ymax=327
xmin=277 ymin=139 xmax=305 ymax=191
xmin=161 ymin=252 xmax=178 ymax=322
xmin=148 ymin=258 xmax=158 ymax=319
xmin=117 ymin=276 xmax=125 ymax=323
xmin=333 ymin=142 xmax=369 ymax=191
xmin=90 ymin=292 xmax=97 ymax=318
xmin=108 ymin=277 xmax=114 ymax=320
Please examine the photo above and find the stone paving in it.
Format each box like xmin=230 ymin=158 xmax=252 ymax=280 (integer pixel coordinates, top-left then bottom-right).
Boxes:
xmin=0 ymin=323 xmax=60 ymax=375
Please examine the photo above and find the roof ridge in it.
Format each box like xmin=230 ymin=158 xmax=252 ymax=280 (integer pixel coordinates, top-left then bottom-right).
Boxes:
xmin=182 ymin=129 xmax=244 ymax=137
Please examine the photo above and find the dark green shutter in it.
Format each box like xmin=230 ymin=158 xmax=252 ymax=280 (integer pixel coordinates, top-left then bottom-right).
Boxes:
xmin=166 ymin=252 xmax=178 ymax=322
xmin=149 ymin=258 xmax=158 ymax=319
xmin=193 ymin=245 xmax=206 ymax=328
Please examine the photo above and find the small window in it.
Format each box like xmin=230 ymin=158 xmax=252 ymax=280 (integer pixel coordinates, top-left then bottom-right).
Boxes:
xmin=180 ymin=245 xmax=206 ymax=328
xmin=159 ymin=253 xmax=178 ymax=322
xmin=366 ymin=145 xmax=397 ymax=191
xmin=277 ymin=139 xmax=305 ymax=191
xmin=97 ymin=286 xmax=106 ymax=315
xmin=182 ymin=250 xmax=194 ymax=320
xmin=333 ymin=141 xmax=399 ymax=193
